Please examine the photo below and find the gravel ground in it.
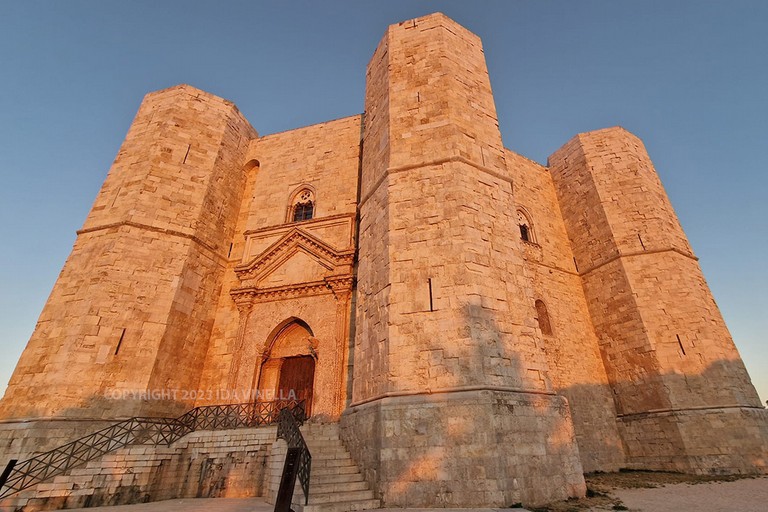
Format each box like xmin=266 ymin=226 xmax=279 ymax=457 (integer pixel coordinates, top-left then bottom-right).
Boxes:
xmin=58 ymin=475 xmax=768 ymax=512
xmin=62 ymin=498 xmax=271 ymax=512
xmin=612 ymin=476 xmax=768 ymax=512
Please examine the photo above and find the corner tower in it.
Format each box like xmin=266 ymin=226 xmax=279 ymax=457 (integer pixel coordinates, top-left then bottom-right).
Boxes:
xmin=549 ymin=127 xmax=768 ymax=473
xmin=342 ymin=14 xmax=585 ymax=507
xmin=0 ymin=85 xmax=256 ymax=424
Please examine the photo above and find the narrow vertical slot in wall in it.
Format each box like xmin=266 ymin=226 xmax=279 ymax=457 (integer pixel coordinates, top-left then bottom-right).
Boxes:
xmin=428 ymin=278 xmax=434 ymax=312
xmin=676 ymin=334 xmax=686 ymax=356
xmin=114 ymin=328 xmax=126 ymax=356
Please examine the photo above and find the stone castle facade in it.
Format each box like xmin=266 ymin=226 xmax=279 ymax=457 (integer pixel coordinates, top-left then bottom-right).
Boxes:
xmin=1 ymin=12 xmax=766 ymax=508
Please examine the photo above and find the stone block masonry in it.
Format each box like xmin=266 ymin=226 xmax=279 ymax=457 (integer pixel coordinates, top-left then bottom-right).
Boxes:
xmin=0 ymin=10 xmax=765 ymax=511
xmin=348 ymin=13 xmax=585 ymax=506
xmin=0 ymin=85 xmax=256 ymax=421
xmin=549 ymin=127 xmax=767 ymax=473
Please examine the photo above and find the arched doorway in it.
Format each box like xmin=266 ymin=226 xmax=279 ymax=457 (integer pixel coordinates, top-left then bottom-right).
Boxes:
xmin=257 ymin=319 xmax=317 ymax=417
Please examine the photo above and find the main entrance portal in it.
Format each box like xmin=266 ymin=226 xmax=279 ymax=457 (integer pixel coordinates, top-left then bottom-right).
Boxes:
xmin=257 ymin=320 xmax=317 ymax=417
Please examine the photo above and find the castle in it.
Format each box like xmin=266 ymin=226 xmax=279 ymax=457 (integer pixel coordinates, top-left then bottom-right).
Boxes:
xmin=0 ymin=12 xmax=766 ymax=509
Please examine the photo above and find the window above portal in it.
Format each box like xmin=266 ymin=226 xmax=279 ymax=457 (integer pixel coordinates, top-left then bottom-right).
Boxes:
xmin=516 ymin=208 xmax=536 ymax=244
xmin=289 ymin=188 xmax=315 ymax=223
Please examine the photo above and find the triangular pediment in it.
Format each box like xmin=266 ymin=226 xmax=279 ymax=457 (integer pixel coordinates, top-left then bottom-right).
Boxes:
xmin=256 ymin=247 xmax=333 ymax=288
xmin=234 ymin=228 xmax=353 ymax=286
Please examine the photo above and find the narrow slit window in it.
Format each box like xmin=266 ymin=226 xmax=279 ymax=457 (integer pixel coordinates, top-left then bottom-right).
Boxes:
xmin=676 ymin=334 xmax=686 ymax=355
xmin=115 ymin=328 xmax=126 ymax=355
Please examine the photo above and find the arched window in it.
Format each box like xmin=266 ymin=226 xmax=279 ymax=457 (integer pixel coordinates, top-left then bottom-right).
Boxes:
xmin=535 ymin=299 xmax=552 ymax=336
xmin=517 ymin=208 xmax=535 ymax=243
xmin=290 ymin=188 xmax=315 ymax=222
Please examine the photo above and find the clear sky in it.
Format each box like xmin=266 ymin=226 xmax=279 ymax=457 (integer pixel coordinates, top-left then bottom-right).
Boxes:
xmin=0 ymin=1 xmax=765 ymax=403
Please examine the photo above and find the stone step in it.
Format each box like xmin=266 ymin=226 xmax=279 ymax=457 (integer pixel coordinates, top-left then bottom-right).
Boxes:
xmin=305 ymin=489 xmax=375 ymax=505
xmin=304 ymin=437 xmax=343 ymax=445
xmin=302 ymin=429 xmax=340 ymax=437
xmin=311 ymin=472 xmax=365 ymax=485
xmin=295 ymin=498 xmax=381 ymax=512
xmin=308 ymin=480 xmax=369 ymax=494
xmin=310 ymin=458 xmax=357 ymax=469
xmin=308 ymin=449 xmax=351 ymax=460
xmin=275 ymin=464 xmax=360 ymax=479
xmin=306 ymin=443 xmax=345 ymax=451
xmin=302 ymin=432 xmax=341 ymax=438
xmin=302 ymin=435 xmax=340 ymax=441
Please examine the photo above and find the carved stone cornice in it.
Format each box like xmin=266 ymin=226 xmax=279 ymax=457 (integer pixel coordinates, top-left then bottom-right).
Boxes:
xmin=230 ymin=275 xmax=355 ymax=304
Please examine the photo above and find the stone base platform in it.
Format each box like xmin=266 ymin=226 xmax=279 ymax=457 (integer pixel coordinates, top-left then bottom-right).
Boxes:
xmin=619 ymin=405 xmax=768 ymax=474
xmin=340 ymin=388 xmax=586 ymax=508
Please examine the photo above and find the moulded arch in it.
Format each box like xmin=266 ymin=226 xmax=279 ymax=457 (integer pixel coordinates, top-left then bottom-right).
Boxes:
xmin=286 ymin=184 xmax=317 ymax=222
xmin=263 ymin=317 xmax=314 ymax=358
xmin=516 ymin=206 xmax=536 ymax=243
xmin=257 ymin=318 xmax=317 ymax=415
xmin=243 ymin=158 xmax=260 ymax=172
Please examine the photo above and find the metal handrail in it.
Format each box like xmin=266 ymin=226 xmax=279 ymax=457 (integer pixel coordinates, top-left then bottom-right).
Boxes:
xmin=276 ymin=407 xmax=312 ymax=506
xmin=0 ymin=399 xmax=305 ymax=499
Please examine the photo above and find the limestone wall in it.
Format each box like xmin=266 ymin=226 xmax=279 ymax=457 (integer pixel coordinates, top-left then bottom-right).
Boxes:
xmin=355 ymin=12 xmax=554 ymax=402
xmin=549 ymin=126 xmax=767 ymax=473
xmin=0 ymin=419 xmax=115 ymax=467
xmin=0 ymin=85 xmax=255 ymax=421
xmin=348 ymin=13 xmax=586 ymax=507
xmin=506 ymin=149 xmax=625 ymax=472
xmin=196 ymin=116 xmax=362 ymax=419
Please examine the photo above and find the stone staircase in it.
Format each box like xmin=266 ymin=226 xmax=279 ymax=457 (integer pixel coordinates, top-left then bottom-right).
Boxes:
xmin=288 ymin=423 xmax=380 ymax=512
xmin=0 ymin=421 xmax=380 ymax=512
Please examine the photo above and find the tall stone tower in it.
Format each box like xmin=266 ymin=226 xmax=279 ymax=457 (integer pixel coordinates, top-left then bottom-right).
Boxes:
xmin=341 ymin=14 xmax=585 ymax=507
xmin=549 ymin=127 xmax=767 ymax=473
xmin=0 ymin=85 xmax=255 ymax=421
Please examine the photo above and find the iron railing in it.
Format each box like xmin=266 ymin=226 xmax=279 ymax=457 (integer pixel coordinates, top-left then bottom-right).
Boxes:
xmin=0 ymin=399 xmax=305 ymax=499
xmin=276 ymin=407 xmax=312 ymax=507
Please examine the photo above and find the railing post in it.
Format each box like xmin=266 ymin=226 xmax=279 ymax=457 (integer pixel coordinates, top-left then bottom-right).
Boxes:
xmin=274 ymin=447 xmax=302 ymax=512
xmin=274 ymin=406 xmax=312 ymax=509
xmin=0 ymin=459 xmax=17 ymax=490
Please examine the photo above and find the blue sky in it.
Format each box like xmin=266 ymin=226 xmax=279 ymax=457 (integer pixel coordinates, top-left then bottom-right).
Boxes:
xmin=0 ymin=1 xmax=765 ymax=403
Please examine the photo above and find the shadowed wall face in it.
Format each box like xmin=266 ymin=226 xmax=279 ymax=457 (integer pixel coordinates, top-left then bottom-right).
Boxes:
xmin=549 ymin=127 xmax=767 ymax=473
xmin=505 ymin=149 xmax=626 ymax=472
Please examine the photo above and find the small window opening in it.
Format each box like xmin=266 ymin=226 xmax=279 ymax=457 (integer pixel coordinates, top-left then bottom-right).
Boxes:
xmin=520 ymin=224 xmax=530 ymax=242
xmin=676 ymin=334 xmax=686 ymax=356
xmin=516 ymin=209 xmax=535 ymax=244
xmin=291 ymin=189 xmax=315 ymax=222
xmin=293 ymin=202 xmax=314 ymax=222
